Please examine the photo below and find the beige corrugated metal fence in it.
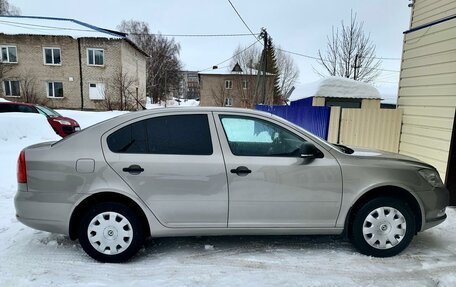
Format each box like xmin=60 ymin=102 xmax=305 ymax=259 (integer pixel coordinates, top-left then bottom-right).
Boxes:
xmin=329 ymin=108 xmax=403 ymax=153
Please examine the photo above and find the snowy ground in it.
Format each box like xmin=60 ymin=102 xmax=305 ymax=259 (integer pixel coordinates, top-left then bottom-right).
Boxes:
xmin=1 ymin=110 xmax=456 ymax=286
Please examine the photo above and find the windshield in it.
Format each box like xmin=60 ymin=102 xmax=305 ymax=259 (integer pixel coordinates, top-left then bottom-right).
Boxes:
xmin=36 ymin=105 xmax=62 ymax=117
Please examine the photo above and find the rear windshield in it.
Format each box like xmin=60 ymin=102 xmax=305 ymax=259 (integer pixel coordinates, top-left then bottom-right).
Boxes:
xmin=0 ymin=103 xmax=37 ymax=113
xmin=36 ymin=105 xmax=61 ymax=117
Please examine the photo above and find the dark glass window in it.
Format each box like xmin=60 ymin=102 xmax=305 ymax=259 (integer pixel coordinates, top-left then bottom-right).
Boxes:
xmin=107 ymin=115 xmax=213 ymax=155
xmin=3 ymin=80 xmax=20 ymax=96
xmin=44 ymin=48 xmax=61 ymax=65
xmin=146 ymin=114 xmax=213 ymax=155
xmin=47 ymin=82 xmax=63 ymax=98
xmin=107 ymin=121 xmax=147 ymax=153
xmin=88 ymin=48 xmax=104 ymax=65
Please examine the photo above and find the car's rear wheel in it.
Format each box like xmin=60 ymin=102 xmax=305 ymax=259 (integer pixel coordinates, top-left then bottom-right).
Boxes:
xmin=78 ymin=202 xmax=145 ymax=263
xmin=350 ymin=197 xmax=415 ymax=257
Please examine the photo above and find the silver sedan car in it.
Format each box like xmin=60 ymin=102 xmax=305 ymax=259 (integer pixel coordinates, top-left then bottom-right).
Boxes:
xmin=15 ymin=107 xmax=449 ymax=262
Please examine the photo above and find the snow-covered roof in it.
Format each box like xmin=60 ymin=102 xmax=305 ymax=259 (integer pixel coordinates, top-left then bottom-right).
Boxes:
xmin=289 ymin=77 xmax=381 ymax=102
xmin=199 ymin=67 xmax=273 ymax=76
xmin=0 ymin=15 xmax=125 ymax=39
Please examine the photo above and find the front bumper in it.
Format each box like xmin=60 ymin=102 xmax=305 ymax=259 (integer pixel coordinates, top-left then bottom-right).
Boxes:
xmin=416 ymin=186 xmax=450 ymax=231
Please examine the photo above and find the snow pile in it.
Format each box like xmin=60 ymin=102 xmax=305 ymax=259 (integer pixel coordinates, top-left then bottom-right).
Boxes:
xmin=289 ymin=76 xmax=381 ymax=102
xmin=0 ymin=97 xmax=10 ymax=102
xmin=0 ymin=113 xmax=60 ymax=142
xmin=56 ymin=110 xmax=128 ymax=129
xmin=146 ymin=97 xmax=200 ymax=109
xmin=0 ymin=113 xmax=60 ymax=201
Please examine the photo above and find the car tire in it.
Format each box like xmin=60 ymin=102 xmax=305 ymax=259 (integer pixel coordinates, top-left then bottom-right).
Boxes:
xmin=350 ymin=197 xmax=416 ymax=257
xmin=78 ymin=202 xmax=145 ymax=263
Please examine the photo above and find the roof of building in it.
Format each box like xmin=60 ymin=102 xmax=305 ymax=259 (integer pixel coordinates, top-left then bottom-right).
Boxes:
xmin=404 ymin=14 xmax=456 ymax=34
xmin=199 ymin=64 xmax=274 ymax=76
xmin=199 ymin=68 xmax=273 ymax=76
xmin=288 ymin=77 xmax=382 ymax=102
xmin=0 ymin=16 xmax=148 ymax=56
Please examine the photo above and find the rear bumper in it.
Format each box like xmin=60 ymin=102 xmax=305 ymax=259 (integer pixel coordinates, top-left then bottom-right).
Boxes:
xmin=14 ymin=190 xmax=75 ymax=235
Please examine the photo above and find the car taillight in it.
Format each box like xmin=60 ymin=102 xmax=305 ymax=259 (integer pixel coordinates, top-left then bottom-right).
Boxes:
xmin=17 ymin=150 xmax=27 ymax=184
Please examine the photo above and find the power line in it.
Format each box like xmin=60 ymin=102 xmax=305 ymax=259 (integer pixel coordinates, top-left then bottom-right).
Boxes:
xmin=278 ymin=48 xmax=400 ymax=72
xmin=199 ymin=40 xmax=259 ymax=72
xmin=226 ymin=0 xmax=261 ymax=43
xmin=129 ymin=32 xmax=260 ymax=37
xmin=0 ymin=19 xmax=259 ymax=38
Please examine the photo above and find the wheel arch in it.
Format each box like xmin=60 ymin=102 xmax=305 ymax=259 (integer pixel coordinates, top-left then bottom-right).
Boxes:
xmin=344 ymin=185 xmax=423 ymax=237
xmin=69 ymin=192 xmax=151 ymax=240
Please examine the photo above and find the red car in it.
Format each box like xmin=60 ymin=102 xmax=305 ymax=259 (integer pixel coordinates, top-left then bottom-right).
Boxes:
xmin=0 ymin=102 xmax=80 ymax=137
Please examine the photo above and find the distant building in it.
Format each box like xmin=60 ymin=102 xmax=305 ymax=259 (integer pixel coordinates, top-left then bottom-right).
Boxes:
xmin=199 ymin=63 xmax=274 ymax=108
xmin=397 ymin=0 xmax=456 ymax=204
xmin=179 ymin=71 xmax=200 ymax=99
xmin=0 ymin=16 xmax=148 ymax=110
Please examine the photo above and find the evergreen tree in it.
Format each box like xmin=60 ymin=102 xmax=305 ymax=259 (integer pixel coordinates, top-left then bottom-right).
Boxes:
xmin=261 ymin=36 xmax=282 ymax=104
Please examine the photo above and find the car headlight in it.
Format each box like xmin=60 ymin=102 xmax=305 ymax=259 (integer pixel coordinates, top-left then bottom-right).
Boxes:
xmin=418 ymin=169 xmax=444 ymax=188
xmin=53 ymin=119 xmax=72 ymax=125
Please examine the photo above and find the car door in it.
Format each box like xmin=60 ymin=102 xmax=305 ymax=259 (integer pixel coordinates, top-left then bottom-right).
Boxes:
xmin=102 ymin=112 xmax=228 ymax=228
xmin=214 ymin=112 xmax=343 ymax=228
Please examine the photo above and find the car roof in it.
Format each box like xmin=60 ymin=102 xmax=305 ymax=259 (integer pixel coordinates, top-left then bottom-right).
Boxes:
xmin=0 ymin=101 xmax=36 ymax=106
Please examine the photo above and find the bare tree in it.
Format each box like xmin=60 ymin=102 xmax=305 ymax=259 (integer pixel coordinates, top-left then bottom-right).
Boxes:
xmin=210 ymin=81 xmax=228 ymax=107
xmin=98 ymin=71 xmax=144 ymax=111
xmin=118 ymin=20 xmax=182 ymax=104
xmin=230 ymin=45 xmax=262 ymax=71
xmin=20 ymin=71 xmax=42 ymax=104
xmin=0 ymin=0 xmax=20 ymax=15
xmin=230 ymin=43 xmax=299 ymax=101
xmin=276 ymin=49 xmax=299 ymax=100
xmin=316 ymin=11 xmax=381 ymax=83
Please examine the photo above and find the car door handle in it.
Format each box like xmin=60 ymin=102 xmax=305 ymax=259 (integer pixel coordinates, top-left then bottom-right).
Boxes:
xmin=122 ymin=164 xmax=144 ymax=175
xmin=230 ymin=166 xmax=252 ymax=176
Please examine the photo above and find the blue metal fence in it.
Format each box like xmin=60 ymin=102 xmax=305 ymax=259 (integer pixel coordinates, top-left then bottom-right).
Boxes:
xmin=256 ymin=103 xmax=331 ymax=140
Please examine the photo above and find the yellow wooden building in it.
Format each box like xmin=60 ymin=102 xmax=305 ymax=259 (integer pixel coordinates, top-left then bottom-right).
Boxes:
xmin=398 ymin=0 xmax=456 ymax=204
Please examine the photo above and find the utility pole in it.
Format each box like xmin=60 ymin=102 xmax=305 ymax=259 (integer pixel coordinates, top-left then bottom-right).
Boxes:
xmin=260 ymin=28 xmax=268 ymax=104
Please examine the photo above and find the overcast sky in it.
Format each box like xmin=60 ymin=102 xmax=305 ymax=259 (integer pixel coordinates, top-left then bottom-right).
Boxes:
xmin=13 ymin=0 xmax=412 ymax=94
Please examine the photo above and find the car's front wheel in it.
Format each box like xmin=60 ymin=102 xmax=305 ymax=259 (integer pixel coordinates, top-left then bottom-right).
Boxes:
xmin=78 ymin=202 xmax=145 ymax=263
xmin=350 ymin=197 xmax=416 ymax=257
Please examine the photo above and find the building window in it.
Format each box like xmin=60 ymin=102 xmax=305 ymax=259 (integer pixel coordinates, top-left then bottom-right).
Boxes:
xmin=224 ymin=98 xmax=233 ymax=107
xmin=87 ymin=48 xmax=104 ymax=66
xmin=89 ymin=82 xmax=106 ymax=100
xmin=242 ymin=80 xmax=249 ymax=90
xmin=1 ymin=46 xmax=17 ymax=63
xmin=47 ymin=82 xmax=63 ymax=98
xmin=43 ymin=48 xmax=61 ymax=65
xmin=225 ymin=80 xmax=232 ymax=89
xmin=3 ymin=80 xmax=20 ymax=97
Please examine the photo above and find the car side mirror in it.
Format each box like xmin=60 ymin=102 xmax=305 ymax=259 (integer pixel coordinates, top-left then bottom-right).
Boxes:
xmin=299 ymin=142 xmax=324 ymax=159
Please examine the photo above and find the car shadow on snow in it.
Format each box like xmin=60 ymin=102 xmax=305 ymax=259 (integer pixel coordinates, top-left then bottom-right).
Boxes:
xmin=33 ymin=230 xmax=452 ymax=263
xmin=138 ymin=235 xmax=355 ymax=259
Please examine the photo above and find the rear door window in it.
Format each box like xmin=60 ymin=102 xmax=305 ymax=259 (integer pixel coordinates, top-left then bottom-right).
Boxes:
xmin=146 ymin=114 xmax=213 ymax=155
xmin=107 ymin=114 xmax=213 ymax=155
